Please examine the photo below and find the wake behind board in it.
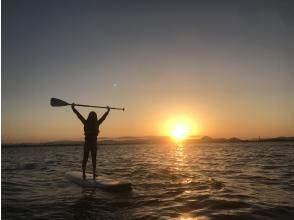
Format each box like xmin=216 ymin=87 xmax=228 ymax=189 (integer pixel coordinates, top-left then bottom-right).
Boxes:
xmin=65 ymin=171 xmax=132 ymax=191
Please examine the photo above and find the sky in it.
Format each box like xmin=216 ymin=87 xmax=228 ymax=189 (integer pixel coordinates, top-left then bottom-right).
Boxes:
xmin=2 ymin=0 xmax=294 ymax=143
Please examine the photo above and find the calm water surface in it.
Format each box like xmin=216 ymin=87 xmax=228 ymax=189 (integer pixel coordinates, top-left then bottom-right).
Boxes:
xmin=2 ymin=142 xmax=294 ymax=219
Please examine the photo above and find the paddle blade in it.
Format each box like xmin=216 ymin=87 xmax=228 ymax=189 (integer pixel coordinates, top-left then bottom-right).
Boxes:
xmin=50 ymin=98 xmax=69 ymax=107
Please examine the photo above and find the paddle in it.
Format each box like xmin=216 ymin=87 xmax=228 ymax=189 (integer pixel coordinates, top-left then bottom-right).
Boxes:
xmin=50 ymin=98 xmax=125 ymax=111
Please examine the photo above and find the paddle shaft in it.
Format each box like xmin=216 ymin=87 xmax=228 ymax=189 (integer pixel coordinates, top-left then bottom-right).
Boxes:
xmin=73 ymin=103 xmax=124 ymax=111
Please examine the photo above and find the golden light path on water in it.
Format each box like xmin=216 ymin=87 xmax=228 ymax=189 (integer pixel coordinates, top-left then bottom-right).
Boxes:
xmin=175 ymin=144 xmax=206 ymax=220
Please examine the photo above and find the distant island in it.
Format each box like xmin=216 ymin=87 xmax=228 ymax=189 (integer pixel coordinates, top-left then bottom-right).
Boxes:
xmin=2 ymin=136 xmax=294 ymax=148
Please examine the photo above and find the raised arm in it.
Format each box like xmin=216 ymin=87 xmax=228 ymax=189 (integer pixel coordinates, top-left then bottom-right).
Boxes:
xmin=71 ymin=104 xmax=86 ymax=124
xmin=98 ymin=107 xmax=110 ymax=125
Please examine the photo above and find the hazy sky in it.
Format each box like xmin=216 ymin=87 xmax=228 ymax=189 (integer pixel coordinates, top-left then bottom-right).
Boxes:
xmin=2 ymin=0 xmax=294 ymax=143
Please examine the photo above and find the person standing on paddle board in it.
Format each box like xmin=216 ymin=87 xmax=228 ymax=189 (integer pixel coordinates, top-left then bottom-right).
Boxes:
xmin=71 ymin=104 xmax=110 ymax=180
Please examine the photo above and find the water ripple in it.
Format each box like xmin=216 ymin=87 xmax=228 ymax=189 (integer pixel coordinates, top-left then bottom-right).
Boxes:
xmin=2 ymin=142 xmax=294 ymax=219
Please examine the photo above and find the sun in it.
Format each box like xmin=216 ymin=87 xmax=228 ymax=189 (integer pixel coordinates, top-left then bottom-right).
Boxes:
xmin=161 ymin=115 xmax=199 ymax=143
xmin=171 ymin=124 xmax=189 ymax=142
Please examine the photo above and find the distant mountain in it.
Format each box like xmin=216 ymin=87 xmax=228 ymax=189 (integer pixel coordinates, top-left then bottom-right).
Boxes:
xmin=198 ymin=136 xmax=294 ymax=143
xmin=258 ymin=136 xmax=294 ymax=142
xmin=198 ymin=136 xmax=242 ymax=143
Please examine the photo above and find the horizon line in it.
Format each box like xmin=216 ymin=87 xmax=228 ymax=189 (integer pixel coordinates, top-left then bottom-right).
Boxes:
xmin=2 ymin=135 xmax=294 ymax=146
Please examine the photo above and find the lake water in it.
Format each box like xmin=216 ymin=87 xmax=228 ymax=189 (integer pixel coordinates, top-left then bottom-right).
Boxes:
xmin=2 ymin=142 xmax=294 ymax=219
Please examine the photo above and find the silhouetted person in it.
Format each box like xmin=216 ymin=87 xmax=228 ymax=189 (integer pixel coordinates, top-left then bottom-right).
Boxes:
xmin=71 ymin=104 xmax=110 ymax=180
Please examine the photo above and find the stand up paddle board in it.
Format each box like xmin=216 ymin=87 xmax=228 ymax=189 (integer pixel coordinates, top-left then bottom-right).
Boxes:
xmin=65 ymin=171 xmax=132 ymax=191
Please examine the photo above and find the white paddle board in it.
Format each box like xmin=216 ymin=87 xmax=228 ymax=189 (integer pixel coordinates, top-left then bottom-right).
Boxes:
xmin=65 ymin=171 xmax=132 ymax=191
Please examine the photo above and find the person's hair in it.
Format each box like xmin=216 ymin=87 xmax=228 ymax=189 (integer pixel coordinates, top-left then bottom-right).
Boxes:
xmin=87 ymin=111 xmax=97 ymax=125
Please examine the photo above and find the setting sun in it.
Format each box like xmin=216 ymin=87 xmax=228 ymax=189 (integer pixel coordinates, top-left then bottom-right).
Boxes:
xmin=171 ymin=124 xmax=189 ymax=141
xmin=160 ymin=115 xmax=199 ymax=142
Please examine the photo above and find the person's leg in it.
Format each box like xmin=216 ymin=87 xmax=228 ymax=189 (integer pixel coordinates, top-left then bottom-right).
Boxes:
xmin=91 ymin=146 xmax=97 ymax=180
xmin=82 ymin=146 xmax=90 ymax=180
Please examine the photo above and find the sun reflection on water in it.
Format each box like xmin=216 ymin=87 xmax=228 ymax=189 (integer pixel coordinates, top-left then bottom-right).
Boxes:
xmin=175 ymin=144 xmax=185 ymax=170
xmin=174 ymin=144 xmax=195 ymax=186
